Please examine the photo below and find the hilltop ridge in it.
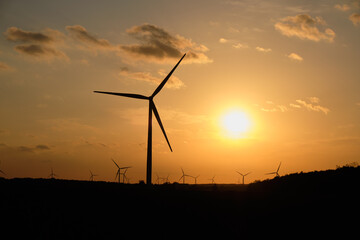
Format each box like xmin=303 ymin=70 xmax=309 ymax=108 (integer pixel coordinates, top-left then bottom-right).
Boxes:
xmin=1 ymin=166 xmax=359 ymax=239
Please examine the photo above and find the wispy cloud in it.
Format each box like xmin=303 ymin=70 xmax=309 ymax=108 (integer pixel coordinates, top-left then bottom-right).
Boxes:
xmin=5 ymin=27 xmax=60 ymax=43
xmin=4 ymin=27 xmax=67 ymax=60
xmin=0 ymin=61 xmax=14 ymax=71
xmin=0 ymin=143 xmax=51 ymax=153
xmin=232 ymin=43 xmax=249 ymax=49
xmin=119 ymin=23 xmax=212 ymax=64
xmin=116 ymin=107 xmax=208 ymax=126
xmin=334 ymin=4 xmax=350 ymax=12
xmin=255 ymin=46 xmax=272 ymax=53
xmin=257 ymin=97 xmax=330 ymax=115
xmin=275 ymin=14 xmax=336 ymax=42
xmin=349 ymin=13 xmax=360 ymax=25
xmin=66 ymin=25 xmax=112 ymax=49
xmin=219 ymin=38 xmax=228 ymax=43
xmin=295 ymin=99 xmax=330 ymax=115
xmin=119 ymin=67 xmax=184 ymax=89
xmin=288 ymin=52 xmax=303 ymax=62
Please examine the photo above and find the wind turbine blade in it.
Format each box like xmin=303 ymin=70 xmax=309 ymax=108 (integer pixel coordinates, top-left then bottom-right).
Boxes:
xmin=277 ymin=162 xmax=282 ymax=173
xmin=94 ymin=91 xmax=149 ymax=100
xmin=112 ymin=159 xmax=120 ymax=169
xmin=151 ymin=53 xmax=186 ymax=98
xmin=236 ymin=171 xmax=243 ymax=176
xmin=266 ymin=172 xmax=276 ymax=175
xmin=0 ymin=169 xmax=5 ymax=175
xmin=179 ymin=176 xmax=184 ymax=181
xmin=119 ymin=166 xmax=131 ymax=169
xmin=151 ymin=101 xmax=172 ymax=152
xmin=245 ymin=172 xmax=251 ymax=176
xmin=181 ymin=168 xmax=184 ymax=175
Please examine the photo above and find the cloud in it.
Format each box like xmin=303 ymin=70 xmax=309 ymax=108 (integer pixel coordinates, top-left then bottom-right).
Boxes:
xmin=4 ymin=27 xmax=60 ymax=43
xmin=219 ymin=38 xmax=228 ymax=43
xmin=66 ymin=25 xmax=112 ymax=49
xmin=0 ymin=143 xmax=51 ymax=153
xmin=14 ymin=44 xmax=67 ymax=59
xmin=119 ymin=23 xmax=212 ymax=64
xmin=255 ymin=46 xmax=272 ymax=52
xmin=0 ymin=61 xmax=14 ymax=71
xmin=295 ymin=99 xmax=330 ymax=114
xmin=232 ymin=43 xmax=249 ymax=49
xmin=118 ymin=107 xmax=208 ymax=126
xmin=334 ymin=4 xmax=350 ymax=11
xmin=289 ymin=103 xmax=301 ymax=108
xmin=308 ymin=97 xmax=320 ymax=103
xmin=288 ymin=52 xmax=303 ymax=62
xmin=274 ymin=14 xmax=336 ymax=42
xmin=4 ymin=27 xmax=67 ymax=60
xmin=349 ymin=13 xmax=360 ymax=25
xmin=119 ymin=67 xmax=184 ymax=89
xmin=257 ymin=97 xmax=329 ymax=114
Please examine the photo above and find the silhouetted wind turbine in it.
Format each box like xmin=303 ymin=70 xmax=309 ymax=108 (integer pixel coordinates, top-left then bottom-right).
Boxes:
xmin=120 ymin=168 xmax=130 ymax=184
xmin=266 ymin=162 xmax=282 ymax=178
xmin=209 ymin=176 xmax=216 ymax=184
xmin=89 ymin=170 xmax=97 ymax=181
xmin=191 ymin=175 xmax=200 ymax=184
xmin=112 ymin=159 xmax=131 ymax=183
xmin=179 ymin=168 xmax=191 ymax=184
xmin=49 ymin=168 xmax=57 ymax=179
xmin=95 ymin=53 xmax=186 ymax=185
xmin=236 ymin=171 xmax=251 ymax=184
xmin=0 ymin=161 xmax=5 ymax=176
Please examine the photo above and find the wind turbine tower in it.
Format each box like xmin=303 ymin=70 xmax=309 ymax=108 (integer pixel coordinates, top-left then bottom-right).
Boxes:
xmin=179 ymin=168 xmax=191 ymax=184
xmin=112 ymin=159 xmax=131 ymax=183
xmin=89 ymin=170 xmax=97 ymax=181
xmin=236 ymin=171 xmax=251 ymax=184
xmin=49 ymin=168 xmax=57 ymax=179
xmin=95 ymin=54 xmax=186 ymax=185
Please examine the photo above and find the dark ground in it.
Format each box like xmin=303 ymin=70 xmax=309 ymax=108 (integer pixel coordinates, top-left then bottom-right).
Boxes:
xmin=1 ymin=166 xmax=359 ymax=239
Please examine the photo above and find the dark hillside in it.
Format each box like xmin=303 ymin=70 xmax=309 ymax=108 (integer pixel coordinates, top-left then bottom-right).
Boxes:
xmin=1 ymin=166 xmax=359 ymax=239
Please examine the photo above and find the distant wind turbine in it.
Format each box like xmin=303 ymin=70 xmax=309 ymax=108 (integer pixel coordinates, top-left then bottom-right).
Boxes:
xmin=179 ymin=168 xmax=191 ymax=184
xmin=94 ymin=53 xmax=186 ymax=185
xmin=49 ymin=168 xmax=57 ymax=179
xmin=120 ymin=168 xmax=130 ymax=184
xmin=236 ymin=171 xmax=251 ymax=184
xmin=209 ymin=176 xmax=216 ymax=184
xmin=112 ymin=159 xmax=131 ymax=183
xmin=266 ymin=162 xmax=282 ymax=178
xmin=89 ymin=170 xmax=97 ymax=181
xmin=0 ymin=161 xmax=5 ymax=176
xmin=191 ymin=175 xmax=200 ymax=184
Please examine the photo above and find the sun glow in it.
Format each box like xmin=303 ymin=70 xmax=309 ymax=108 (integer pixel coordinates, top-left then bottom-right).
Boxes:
xmin=220 ymin=110 xmax=251 ymax=138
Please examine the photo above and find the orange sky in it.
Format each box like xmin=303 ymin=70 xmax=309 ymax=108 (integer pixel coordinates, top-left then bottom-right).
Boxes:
xmin=1 ymin=0 xmax=360 ymax=183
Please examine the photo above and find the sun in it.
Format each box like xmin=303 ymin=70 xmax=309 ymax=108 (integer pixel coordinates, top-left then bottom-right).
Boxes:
xmin=220 ymin=110 xmax=251 ymax=138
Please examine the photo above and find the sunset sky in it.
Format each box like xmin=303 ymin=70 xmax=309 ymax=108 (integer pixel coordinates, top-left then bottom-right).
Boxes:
xmin=1 ymin=0 xmax=360 ymax=183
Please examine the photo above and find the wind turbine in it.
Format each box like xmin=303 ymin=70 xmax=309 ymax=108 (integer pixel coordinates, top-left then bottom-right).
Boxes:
xmin=191 ymin=175 xmax=200 ymax=184
xmin=94 ymin=53 xmax=186 ymax=185
xmin=112 ymin=159 xmax=131 ymax=183
xmin=179 ymin=168 xmax=191 ymax=184
xmin=120 ymin=168 xmax=130 ymax=184
xmin=0 ymin=161 xmax=5 ymax=176
xmin=89 ymin=170 xmax=97 ymax=181
xmin=266 ymin=162 xmax=282 ymax=178
xmin=49 ymin=168 xmax=57 ymax=179
xmin=209 ymin=176 xmax=216 ymax=184
xmin=236 ymin=171 xmax=251 ymax=184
